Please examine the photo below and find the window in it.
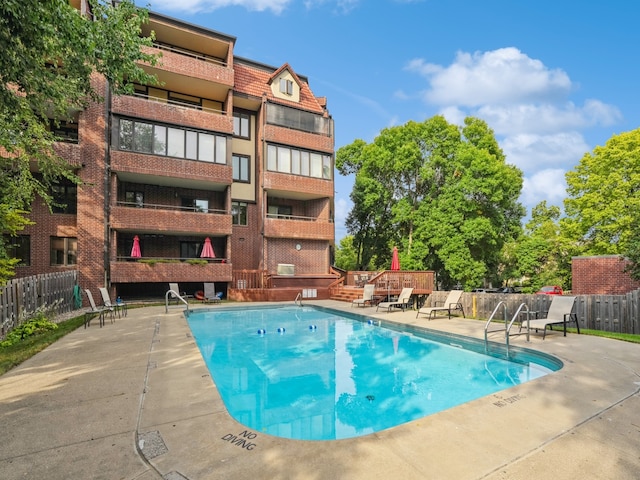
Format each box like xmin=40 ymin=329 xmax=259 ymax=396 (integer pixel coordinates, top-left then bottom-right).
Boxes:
xmin=267 ymin=205 xmax=292 ymax=219
xmin=125 ymin=191 xmax=144 ymax=208
xmin=168 ymin=92 xmax=201 ymax=109
xmin=48 ymin=118 xmax=79 ymax=143
xmin=114 ymin=118 xmax=227 ymax=164
xmin=51 ymin=182 xmax=77 ymax=214
xmin=50 ymin=237 xmax=77 ymax=266
xmin=279 ymin=78 xmax=293 ymax=95
xmin=232 ymin=154 xmax=250 ymax=182
xmin=233 ymin=111 xmax=250 ymax=138
xmin=266 ymin=144 xmax=332 ymax=180
xmin=180 ymin=241 xmax=200 ymax=259
xmin=232 ymin=201 xmax=248 ymax=226
xmin=4 ymin=235 xmax=30 ymax=266
xmin=181 ymin=198 xmax=209 ymax=212
xmin=266 ymin=103 xmax=333 ymax=136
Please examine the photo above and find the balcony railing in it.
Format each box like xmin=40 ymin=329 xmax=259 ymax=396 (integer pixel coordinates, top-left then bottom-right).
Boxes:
xmin=263 ymin=216 xmax=334 ymax=240
xmin=129 ymin=92 xmax=225 ymax=115
xmin=266 ymin=213 xmax=330 ymax=222
xmin=110 ymin=258 xmax=232 ymax=284
xmin=152 ymin=41 xmax=226 ymax=67
xmin=117 ymin=201 xmax=226 ymax=214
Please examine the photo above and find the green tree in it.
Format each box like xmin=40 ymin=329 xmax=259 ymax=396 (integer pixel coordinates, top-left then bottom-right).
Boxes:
xmin=0 ymin=0 xmax=158 ymax=283
xmin=625 ymin=214 xmax=640 ymax=280
xmin=336 ymin=116 xmax=524 ymax=288
xmin=334 ymin=236 xmax=359 ymax=271
xmin=507 ymin=201 xmax=574 ymax=291
xmin=563 ymin=128 xmax=640 ymax=254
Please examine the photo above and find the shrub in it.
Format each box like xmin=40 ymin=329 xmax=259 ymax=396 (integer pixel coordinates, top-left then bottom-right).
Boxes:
xmin=0 ymin=308 xmax=59 ymax=348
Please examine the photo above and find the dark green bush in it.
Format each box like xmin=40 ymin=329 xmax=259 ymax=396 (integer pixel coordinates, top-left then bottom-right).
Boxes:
xmin=1 ymin=315 xmax=58 ymax=348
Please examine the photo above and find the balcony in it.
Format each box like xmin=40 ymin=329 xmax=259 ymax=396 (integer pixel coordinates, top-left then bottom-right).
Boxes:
xmin=111 ymin=204 xmax=232 ymax=236
xmin=139 ymin=43 xmax=233 ymax=104
xmin=111 ymin=150 xmax=232 ymax=189
xmin=110 ymin=259 xmax=232 ymax=284
xmin=111 ymin=94 xmax=233 ymax=134
xmin=264 ymin=171 xmax=333 ymax=198
xmin=264 ymin=215 xmax=334 ymax=240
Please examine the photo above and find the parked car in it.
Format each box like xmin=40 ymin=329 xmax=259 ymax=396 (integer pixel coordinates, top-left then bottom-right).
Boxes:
xmin=471 ymin=288 xmax=497 ymax=293
xmin=536 ymin=285 xmax=563 ymax=295
xmin=494 ymin=286 xmax=522 ymax=294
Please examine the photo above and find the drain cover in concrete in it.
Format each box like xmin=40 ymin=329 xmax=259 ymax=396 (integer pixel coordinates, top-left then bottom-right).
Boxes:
xmin=138 ymin=430 xmax=168 ymax=459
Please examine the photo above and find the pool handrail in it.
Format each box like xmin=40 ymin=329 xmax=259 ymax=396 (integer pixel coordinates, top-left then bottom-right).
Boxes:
xmin=165 ymin=288 xmax=190 ymax=313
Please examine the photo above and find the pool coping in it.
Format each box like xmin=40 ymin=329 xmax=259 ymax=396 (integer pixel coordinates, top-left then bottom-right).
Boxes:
xmin=1 ymin=300 xmax=639 ymax=479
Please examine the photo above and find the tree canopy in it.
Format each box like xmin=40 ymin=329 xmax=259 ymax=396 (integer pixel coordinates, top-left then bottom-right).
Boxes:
xmin=0 ymin=0 xmax=158 ymax=283
xmin=563 ymin=128 xmax=640 ymax=255
xmin=336 ymin=115 xmax=525 ymax=289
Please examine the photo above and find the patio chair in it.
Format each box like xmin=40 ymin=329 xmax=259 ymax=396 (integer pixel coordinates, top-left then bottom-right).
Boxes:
xmin=99 ymin=287 xmax=127 ymax=318
xmin=416 ymin=290 xmax=465 ymax=320
xmin=352 ymin=284 xmax=376 ymax=308
xmin=519 ymin=295 xmax=579 ymax=339
xmin=84 ymin=289 xmax=113 ymax=328
xmin=202 ymin=282 xmax=222 ymax=303
xmin=168 ymin=283 xmax=189 ymax=304
xmin=376 ymin=287 xmax=414 ymax=313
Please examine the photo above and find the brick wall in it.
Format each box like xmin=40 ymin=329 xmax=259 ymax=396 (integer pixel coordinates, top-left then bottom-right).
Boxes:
xmin=266 ymin=238 xmax=329 ymax=275
xmin=572 ymin=255 xmax=640 ymax=295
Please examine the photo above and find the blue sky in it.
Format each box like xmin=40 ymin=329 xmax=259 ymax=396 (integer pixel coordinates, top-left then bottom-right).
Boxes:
xmin=140 ymin=0 xmax=640 ymax=242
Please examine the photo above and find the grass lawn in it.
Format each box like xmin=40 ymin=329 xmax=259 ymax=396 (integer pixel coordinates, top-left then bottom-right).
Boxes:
xmin=0 ymin=314 xmax=89 ymax=376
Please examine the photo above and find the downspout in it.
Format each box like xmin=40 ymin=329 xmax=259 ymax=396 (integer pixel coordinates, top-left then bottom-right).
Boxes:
xmin=259 ymin=94 xmax=267 ymax=276
xmin=103 ymin=81 xmax=112 ymax=288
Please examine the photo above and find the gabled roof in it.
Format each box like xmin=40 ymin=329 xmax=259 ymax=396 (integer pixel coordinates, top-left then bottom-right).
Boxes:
xmin=233 ymin=59 xmax=327 ymax=114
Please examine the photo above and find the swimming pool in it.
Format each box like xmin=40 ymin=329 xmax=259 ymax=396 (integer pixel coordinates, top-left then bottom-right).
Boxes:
xmin=186 ymin=305 xmax=562 ymax=441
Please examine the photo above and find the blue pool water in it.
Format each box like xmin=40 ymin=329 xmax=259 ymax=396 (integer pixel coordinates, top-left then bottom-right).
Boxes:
xmin=186 ymin=305 xmax=562 ymax=441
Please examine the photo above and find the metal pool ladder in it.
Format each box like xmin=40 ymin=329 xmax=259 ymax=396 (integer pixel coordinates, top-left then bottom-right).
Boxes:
xmin=484 ymin=301 xmax=531 ymax=349
xmin=294 ymin=292 xmax=303 ymax=306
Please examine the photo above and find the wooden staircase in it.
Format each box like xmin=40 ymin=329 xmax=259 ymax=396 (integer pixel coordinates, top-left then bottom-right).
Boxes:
xmin=330 ymin=285 xmax=366 ymax=303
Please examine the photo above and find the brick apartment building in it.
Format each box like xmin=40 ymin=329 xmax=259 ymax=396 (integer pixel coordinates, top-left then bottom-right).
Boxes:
xmin=10 ymin=9 xmax=335 ymax=301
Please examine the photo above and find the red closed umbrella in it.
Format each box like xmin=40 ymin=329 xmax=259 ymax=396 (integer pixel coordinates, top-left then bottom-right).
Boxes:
xmin=391 ymin=246 xmax=400 ymax=271
xmin=200 ymin=237 xmax=216 ymax=258
xmin=131 ymin=235 xmax=141 ymax=258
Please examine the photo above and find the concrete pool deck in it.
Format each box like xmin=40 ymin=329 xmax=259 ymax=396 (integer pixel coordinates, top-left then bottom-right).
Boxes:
xmin=1 ymin=300 xmax=639 ymax=479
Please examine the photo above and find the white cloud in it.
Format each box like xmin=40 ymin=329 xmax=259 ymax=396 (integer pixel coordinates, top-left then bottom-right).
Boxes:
xmin=408 ymin=47 xmax=572 ymax=107
xmin=501 ymin=132 xmax=589 ymax=174
xmin=405 ymin=47 xmax=623 ymax=214
xmin=522 ymin=169 xmax=568 ymax=209
xmin=475 ymin=102 xmax=621 ymax=136
xmin=148 ymin=0 xmax=292 ymax=14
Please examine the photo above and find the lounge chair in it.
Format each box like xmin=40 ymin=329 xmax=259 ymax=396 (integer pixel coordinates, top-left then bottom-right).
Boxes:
xmin=168 ymin=283 xmax=190 ymax=304
xmin=519 ymin=295 xmax=579 ymax=339
xmin=352 ymin=284 xmax=376 ymax=307
xmin=416 ymin=290 xmax=464 ymax=320
xmin=376 ymin=288 xmax=414 ymax=313
xmin=84 ymin=289 xmax=113 ymax=328
xmin=202 ymin=282 xmax=222 ymax=303
xmin=99 ymin=287 xmax=127 ymax=318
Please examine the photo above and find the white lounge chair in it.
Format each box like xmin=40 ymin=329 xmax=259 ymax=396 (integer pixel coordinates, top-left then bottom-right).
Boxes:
xmin=99 ymin=287 xmax=127 ymax=318
xmin=416 ymin=290 xmax=464 ymax=320
xmin=520 ymin=295 xmax=579 ymax=339
xmin=84 ymin=289 xmax=113 ymax=328
xmin=203 ymin=282 xmax=222 ymax=303
xmin=168 ymin=283 xmax=190 ymax=304
xmin=376 ymin=288 xmax=414 ymax=313
xmin=352 ymin=284 xmax=375 ymax=307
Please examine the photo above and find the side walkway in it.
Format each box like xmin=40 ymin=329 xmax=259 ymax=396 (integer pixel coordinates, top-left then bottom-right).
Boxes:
xmin=0 ymin=302 xmax=639 ymax=479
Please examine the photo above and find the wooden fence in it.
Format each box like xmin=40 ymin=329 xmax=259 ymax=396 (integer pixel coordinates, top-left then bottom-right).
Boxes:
xmin=1 ymin=271 xmax=79 ymax=340
xmin=426 ymin=290 xmax=640 ymax=335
